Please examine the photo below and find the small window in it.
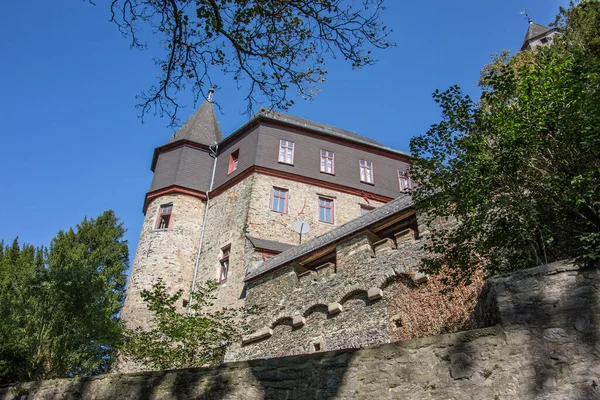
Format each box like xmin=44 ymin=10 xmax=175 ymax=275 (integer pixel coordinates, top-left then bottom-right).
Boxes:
xmin=228 ymin=150 xmax=239 ymax=174
xmin=398 ymin=169 xmax=411 ymax=191
xmin=313 ymin=342 xmax=321 ymax=352
xmin=318 ymin=197 xmax=334 ymax=224
xmin=360 ymin=205 xmax=374 ymax=216
xmin=359 ymin=160 xmax=374 ymax=184
xmin=219 ymin=245 xmax=230 ymax=283
xmin=320 ymin=150 xmax=334 ymax=174
xmin=271 ymin=187 xmax=289 ymax=214
xmin=155 ymin=204 xmax=173 ymax=229
xmin=278 ymin=140 xmax=295 ymax=164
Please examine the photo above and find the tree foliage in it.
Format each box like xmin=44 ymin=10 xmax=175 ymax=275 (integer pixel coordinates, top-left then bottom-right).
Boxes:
xmin=121 ymin=279 xmax=248 ymax=370
xmin=410 ymin=1 xmax=600 ymax=284
xmin=0 ymin=211 xmax=129 ymax=383
xmin=108 ymin=0 xmax=393 ymax=124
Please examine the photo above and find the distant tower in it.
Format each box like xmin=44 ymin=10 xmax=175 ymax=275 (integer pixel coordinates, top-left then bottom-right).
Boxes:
xmin=521 ymin=20 xmax=558 ymax=51
xmin=120 ymin=97 xmax=222 ymax=333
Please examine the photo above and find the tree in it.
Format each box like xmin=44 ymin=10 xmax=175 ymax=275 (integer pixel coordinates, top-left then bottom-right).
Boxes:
xmin=108 ymin=0 xmax=394 ymax=124
xmin=0 ymin=211 xmax=129 ymax=383
xmin=409 ymin=1 xmax=600 ymax=285
xmin=121 ymin=279 xmax=248 ymax=370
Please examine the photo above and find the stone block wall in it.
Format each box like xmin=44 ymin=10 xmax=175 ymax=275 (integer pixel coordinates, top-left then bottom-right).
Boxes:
xmin=228 ymin=216 xmax=427 ymax=361
xmin=4 ymin=261 xmax=599 ymax=400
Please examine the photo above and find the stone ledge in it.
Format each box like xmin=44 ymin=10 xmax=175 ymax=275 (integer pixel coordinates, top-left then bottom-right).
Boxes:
xmin=328 ymin=302 xmax=343 ymax=315
xmin=242 ymin=327 xmax=273 ymax=345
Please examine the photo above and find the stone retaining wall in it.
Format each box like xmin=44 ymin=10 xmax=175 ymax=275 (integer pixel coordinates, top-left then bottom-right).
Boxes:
xmin=2 ymin=260 xmax=598 ymax=399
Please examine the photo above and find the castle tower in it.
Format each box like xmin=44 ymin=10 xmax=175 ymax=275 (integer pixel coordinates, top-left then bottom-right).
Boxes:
xmin=521 ymin=21 xmax=558 ymax=51
xmin=120 ymin=97 xmax=222 ymax=332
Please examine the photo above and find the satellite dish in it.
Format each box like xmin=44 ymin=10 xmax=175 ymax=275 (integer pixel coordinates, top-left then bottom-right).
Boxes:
xmin=292 ymin=220 xmax=310 ymax=244
xmin=293 ymin=220 xmax=310 ymax=234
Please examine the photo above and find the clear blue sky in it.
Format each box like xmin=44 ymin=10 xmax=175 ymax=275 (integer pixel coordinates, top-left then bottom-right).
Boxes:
xmin=0 ymin=1 xmax=567 ymax=271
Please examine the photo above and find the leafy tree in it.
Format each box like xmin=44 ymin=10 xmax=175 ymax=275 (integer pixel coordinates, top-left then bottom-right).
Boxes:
xmin=0 ymin=211 xmax=129 ymax=383
xmin=409 ymin=1 xmax=600 ymax=285
xmin=107 ymin=0 xmax=394 ymax=123
xmin=121 ymin=279 xmax=248 ymax=370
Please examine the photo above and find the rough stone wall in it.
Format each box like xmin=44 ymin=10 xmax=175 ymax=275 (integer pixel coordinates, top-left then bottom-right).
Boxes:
xmin=120 ymin=194 xmax=205 ymax=331
xmin=4 ymin=261 xmax=599 ymax=400
xmin=227 ymin=219 xmax=428 ymax=361
xmin=246 ymin=173 xmax=385 ymax=246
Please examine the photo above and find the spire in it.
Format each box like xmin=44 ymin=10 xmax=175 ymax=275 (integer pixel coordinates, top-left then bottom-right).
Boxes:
xmin=167 ymin=92 xmax=222 ymax=145
xmin=521 ymin=22 xmax=554 ymax=50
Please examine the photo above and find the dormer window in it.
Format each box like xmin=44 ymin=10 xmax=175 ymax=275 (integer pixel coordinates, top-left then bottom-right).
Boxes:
xmin=320 ymin=150 xmax=334 ymax=174
xmin=156 ymin=204 xmax=173 ymax=229
xmin=398 ymin=169 xmax=412 ymax=191
xmin=278 ymin=140 xmax=294 ymax=164
xmin=228 ymin=150 xmax=239 ymax=174
xmin=359 ymin=160 xmax=374 ymax=184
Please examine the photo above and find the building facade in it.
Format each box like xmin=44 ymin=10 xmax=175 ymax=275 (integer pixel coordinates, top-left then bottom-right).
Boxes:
xmin=120 ymin=101 xmax=413 ymax=341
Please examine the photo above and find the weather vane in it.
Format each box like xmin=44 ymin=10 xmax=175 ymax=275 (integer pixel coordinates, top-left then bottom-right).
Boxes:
xmin=520 ymin=9 xmax=533 ymax=24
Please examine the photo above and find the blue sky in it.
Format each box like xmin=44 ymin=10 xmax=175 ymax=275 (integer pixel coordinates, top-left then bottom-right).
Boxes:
xmin=0 ymin=1 xmax=567 ymax=270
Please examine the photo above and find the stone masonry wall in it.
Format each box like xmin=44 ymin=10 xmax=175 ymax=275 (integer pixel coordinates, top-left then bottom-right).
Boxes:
xmin=227 ymin=217 xmax=427 ymax=361
xmin=120 ymin=194 xmax=205 ymax=331
xmin=4 ymin=261 xmax=599 ymax=400
xmin=246 ymin=173 xmax=385 ymax=246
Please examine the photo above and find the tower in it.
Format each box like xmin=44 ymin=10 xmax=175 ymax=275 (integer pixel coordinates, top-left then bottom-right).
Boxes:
xmin=521 ymin=21 xmax=558 ymax=51
xmin=120 ymin=97 xmax=222 ymax=332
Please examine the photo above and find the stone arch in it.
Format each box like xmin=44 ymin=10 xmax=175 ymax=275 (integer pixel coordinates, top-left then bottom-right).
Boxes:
xmin=379 ymin=272 xmax=415 ymax=291
xmin=269 ymin=316 xmax=294 ymax=334
xmin=303 ymin=304 xmax=328 ymax=324
xmin=339 ymin=289 xmax=369 ymax=310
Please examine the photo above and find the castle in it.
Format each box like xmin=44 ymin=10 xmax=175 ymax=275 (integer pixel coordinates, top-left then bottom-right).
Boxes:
xmin=120 ymin=21 xmax=559 ymax=369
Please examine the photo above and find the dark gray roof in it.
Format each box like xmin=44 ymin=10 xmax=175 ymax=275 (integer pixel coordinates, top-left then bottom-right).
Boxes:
xmin=228 ymin=108 xmax=409 ymax=158
xmin=521 ymin=22 xmax=554 ymax=50
xmin=244 ymin=195 xmax=414 ymax=281
xmin=246 ymin=236 xmax=295 ymax=253
xmin=167 ymin=100 xmax=223 ymax=145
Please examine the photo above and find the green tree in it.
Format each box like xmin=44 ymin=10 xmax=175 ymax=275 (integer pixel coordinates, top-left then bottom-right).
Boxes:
xmin=121 ymin=279 xmax=248 ymax=370
xmin=0 ymin=211 xmax=129 ymax=383
xmin=409 ymin=1 xmax=600 ymax=285
xmin=107 ymin=0 xmax=394 ymax=124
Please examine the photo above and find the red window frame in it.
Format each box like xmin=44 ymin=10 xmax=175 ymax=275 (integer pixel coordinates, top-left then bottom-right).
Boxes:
xmin=155 ymin=204 xmax=173 ymax=229
xmin=228 ymin=150 xmax=239 ymax=174
xmin=278 ymin=140 xmax=295 ymax=164
xmin=360 ymin=205 xmax=374 ymax=216
xmin=271 ymin=187 xmax=289 ymax=214
xmin=359 ymin=160 xmax=374 ymax=184
xmin=398 ymin=169 xmax=411 ymax=191
xmin=320 ymin=150 xmax=335 ymax=174
xmin=218 ymin=245 xmax=230 ymax=283
xmin=318 ymin=197 xmax=334 ymax=224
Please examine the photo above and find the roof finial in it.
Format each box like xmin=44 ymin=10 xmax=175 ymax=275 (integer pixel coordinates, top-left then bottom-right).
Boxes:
xmin=520 ymin=9 xmax=533 ymax=24
xmin=207 ymin=88 xmax=215 ymax=103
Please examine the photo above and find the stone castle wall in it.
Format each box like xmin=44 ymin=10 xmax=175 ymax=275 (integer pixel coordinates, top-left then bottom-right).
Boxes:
xmin=5 ymin=261 xmax=598 ymax=400
xmin=120 ymin=193 xmax=205 ymax=331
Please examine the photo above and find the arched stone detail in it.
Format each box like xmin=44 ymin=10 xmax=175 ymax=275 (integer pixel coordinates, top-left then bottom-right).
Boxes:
xmin=339 ymin=288 xmax=369 ymax=307
xmin=269 ymin=316 xmax=294 ymax=331
xmin=378 ymin=272 xmax=414 ymax=291
xmin=303 ymin=304 xmax=328 ymax=318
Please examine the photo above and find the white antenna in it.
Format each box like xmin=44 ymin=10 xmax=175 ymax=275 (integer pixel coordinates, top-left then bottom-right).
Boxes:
xmin=292 ymin=220 xmax=310 ymax=244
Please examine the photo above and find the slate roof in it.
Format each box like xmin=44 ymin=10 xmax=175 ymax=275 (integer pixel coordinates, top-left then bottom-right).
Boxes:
xmin=521 ymin=22 xmax=555 ymax=50
xmin=244 ymin=194 xmax=414 ymax=281
xmin=246 ymin=236 xmax=295 ymax=254
xmin=167 ymin=100 xmax=223 ymax=145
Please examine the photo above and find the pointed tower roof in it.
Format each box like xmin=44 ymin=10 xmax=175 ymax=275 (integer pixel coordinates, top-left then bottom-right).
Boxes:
xmin=167 ymin=98 xmax=222 ymax=145
xmin=521 ymin=22 xmax=555 ymax=50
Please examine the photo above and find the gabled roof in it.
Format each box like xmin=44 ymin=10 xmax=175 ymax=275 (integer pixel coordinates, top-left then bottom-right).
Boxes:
xmin=521 ymin=22 xmax=556 ymax=50
xmin=167 ymin=100 xmax=222 ymax=145
xmin=244 ymin=194 xmax=414 ymax=281
xmin=246 ymin=236 xmax=295 ymax=254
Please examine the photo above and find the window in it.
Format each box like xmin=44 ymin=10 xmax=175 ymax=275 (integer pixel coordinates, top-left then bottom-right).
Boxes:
xmin=155 ymin=204 xmax=172 ymax=229
xmin=359 ymin=160 xmax=374 ymax=183
xmin=320 ymin=150 xmax=334 ymax=174
xmin=318 ymin=197 xmax=334 ymax=224
xmin=398 ymin=169 xmax=411 ymax=191
xmin=360 ymin=205 xmax=374 ymax=216
xmin=278 ymin=140 xmax=294 ymax=164
xmin=219 ymin=245 xmax=230 ymax=283
xmin=228 ymin=150 xmax=239 ymax=174
xmin=271 ymin=187 xmax=288 ymax=213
